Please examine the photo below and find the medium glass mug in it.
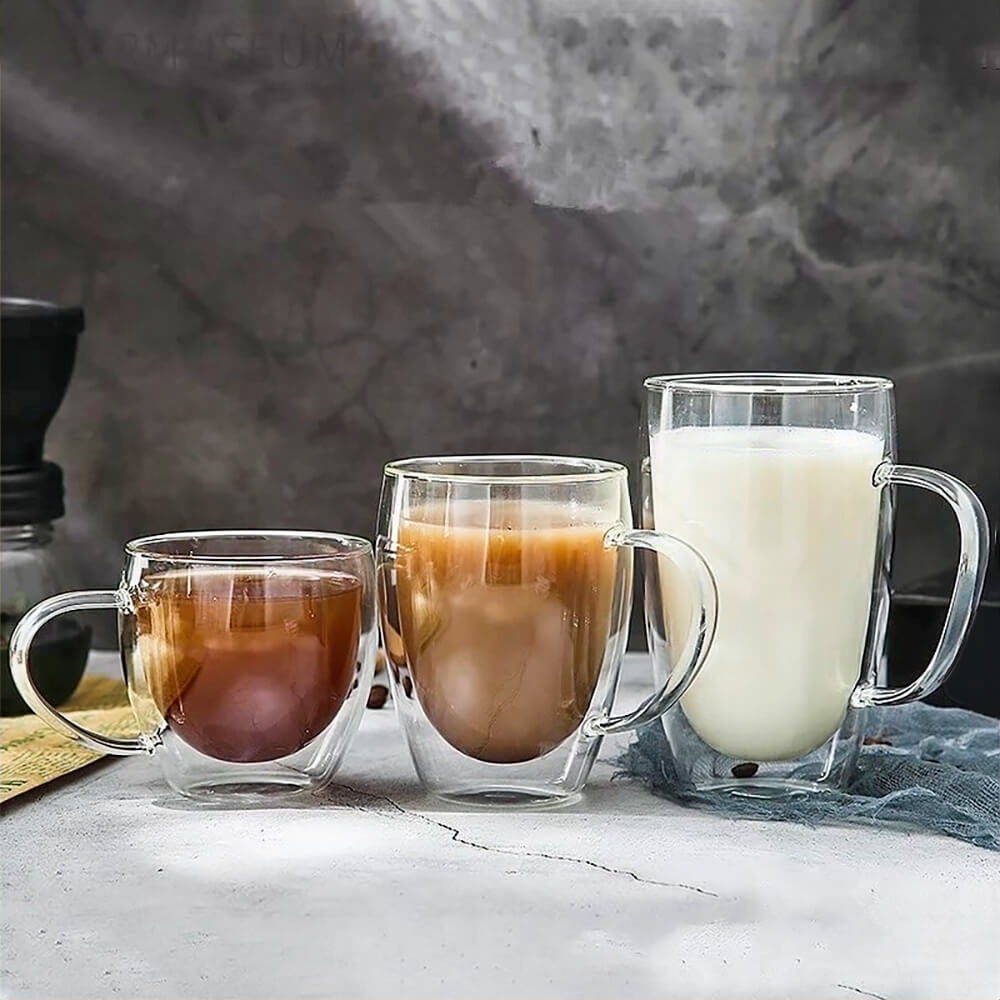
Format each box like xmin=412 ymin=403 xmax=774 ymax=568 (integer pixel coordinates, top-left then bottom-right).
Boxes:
xmin=10 ymin=531 xmax=377 ymax=800
xmin=376 ymin=456 xmax=718 ymax=805
xmin=641 ymin=373 xmax=990 ymax=797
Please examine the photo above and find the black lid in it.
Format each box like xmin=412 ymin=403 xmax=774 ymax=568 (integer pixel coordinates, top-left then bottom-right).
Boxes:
xmin=0 ymin=461 xmax=64 ymax=525
xmin=1 ymin=298 xmax=85 ymax=338
xmin=1 ymin=297 xmax=85 ymax=470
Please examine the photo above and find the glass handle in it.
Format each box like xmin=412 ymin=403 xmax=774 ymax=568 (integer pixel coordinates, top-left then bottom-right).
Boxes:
xmin=854 ymin=463 xmax=991 ymax=708
xmin=8 ymin=590 xmax=154 ymax=756
xmin=584 ymin=526 xmax=719 ymax=736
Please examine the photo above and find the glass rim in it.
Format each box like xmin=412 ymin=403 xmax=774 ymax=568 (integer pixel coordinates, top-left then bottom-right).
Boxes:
xmin=124 ymin=529 xmax=372 ymax=564
xmin=383 ymin=454 xmax=627 ymax=485
xmin=643 ymin=372 xmax=894 ymax=395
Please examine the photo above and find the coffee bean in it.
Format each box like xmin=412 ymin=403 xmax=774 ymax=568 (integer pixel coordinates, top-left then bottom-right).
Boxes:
xmin=730 ymin=761 xmax=759 ymax=779
xmin=863 ymin=735 xmax=892 ymax=746
xmin=367 ymin=684 xmax=389 ymax=710
xmin=383 ymin=625 xmax=406 ymax=667
xmin=402 ymin=675 xmax=413 ymax=699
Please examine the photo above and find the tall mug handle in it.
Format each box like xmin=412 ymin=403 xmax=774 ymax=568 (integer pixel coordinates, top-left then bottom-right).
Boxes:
xmin=9 ymin=590 xmax=153 ymax=755
xmin=584 ymin=526 xmax=718 ymax=737
xmin=853 ymin=463 xmax=990 ymax=708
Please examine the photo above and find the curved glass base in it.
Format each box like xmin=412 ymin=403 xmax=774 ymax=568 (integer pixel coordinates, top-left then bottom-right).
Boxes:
xmin=658 ymin=700 xmax=867 ymax=799
xmin=433 ymin=785 xmax=581 ymax=809
xmin=173 ymin=772 xmax=324 ymax=803
xmin=695 ymin=776 xmax=824 ymax=799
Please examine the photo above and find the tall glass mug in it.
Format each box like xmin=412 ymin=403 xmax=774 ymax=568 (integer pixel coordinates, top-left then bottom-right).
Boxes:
xmin=641 ymin=374 xmax=989 ymax=797
xmin=10 ymin=531 xmax=377 ymax=801
xmin=376 ymin=456 xmax=718 ymax=806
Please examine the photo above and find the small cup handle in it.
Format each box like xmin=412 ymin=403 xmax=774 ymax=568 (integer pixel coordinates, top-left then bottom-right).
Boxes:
xmin=9 ymin=589 xmax=154 ymax=755
xmin=852 ymin=462 xmax=990 ymax=708
xmin=584 ymin=526 xmax=718 ymax=736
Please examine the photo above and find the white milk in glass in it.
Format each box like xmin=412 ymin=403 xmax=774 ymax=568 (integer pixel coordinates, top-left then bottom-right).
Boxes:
xmin=650 ymin=426 xmax=884 ymax=760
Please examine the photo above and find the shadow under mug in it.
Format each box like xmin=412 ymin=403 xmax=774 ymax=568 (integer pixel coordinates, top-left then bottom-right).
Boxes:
xmin=641 ymin=373 xmax=990 ymax=797
xmin=9 ymin=531 xmax=378 ymax=801
xmin=376 ymin=455 xmax=719 ymax=806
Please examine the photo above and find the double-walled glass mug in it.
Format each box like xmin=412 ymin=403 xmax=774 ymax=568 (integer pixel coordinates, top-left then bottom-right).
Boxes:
xmin=10 ymin=531 xmax=377 ymax=801
xmin=376 ymin=456 xmax=718 ymax=806
xmin=641 ymin=374 xmax=989 ymax=797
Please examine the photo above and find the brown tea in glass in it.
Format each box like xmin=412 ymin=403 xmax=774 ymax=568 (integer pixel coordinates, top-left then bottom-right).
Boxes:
xmin=137 ymin=568 xmax=362 ymax=763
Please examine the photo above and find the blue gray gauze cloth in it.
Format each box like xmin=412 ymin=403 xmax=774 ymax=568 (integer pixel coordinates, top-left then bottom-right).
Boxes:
xmin=617 ymin=703 xmax=999 ymax=850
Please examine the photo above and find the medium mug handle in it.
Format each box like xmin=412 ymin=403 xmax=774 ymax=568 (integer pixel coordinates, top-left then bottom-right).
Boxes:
xmin=584 ymin=525 xmax=718 ymax=736
xmin=9 ymin=589 xmax=153 ymax=755
xmin=853 ymin=463 xmax=990 ymax=708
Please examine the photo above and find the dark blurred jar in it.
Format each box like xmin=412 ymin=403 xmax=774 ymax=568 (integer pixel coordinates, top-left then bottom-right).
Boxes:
xmin=886 ymin=530 xmax=999 ymax=719
xmin=1 ymin=517 xmax=91 ymax=715
xmin=1 ymin=299 xmax=91 ymax=715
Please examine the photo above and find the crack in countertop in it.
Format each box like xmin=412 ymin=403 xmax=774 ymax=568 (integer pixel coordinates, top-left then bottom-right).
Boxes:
xmin=837 ymin=983 xmax=889 ymax=1000
xmin=331 ymin=782 xmax=719 ymax=897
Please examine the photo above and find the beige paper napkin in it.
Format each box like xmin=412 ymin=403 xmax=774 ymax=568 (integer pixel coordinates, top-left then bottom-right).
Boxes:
xmin=1 ymin=674 xmax=135 ymax=803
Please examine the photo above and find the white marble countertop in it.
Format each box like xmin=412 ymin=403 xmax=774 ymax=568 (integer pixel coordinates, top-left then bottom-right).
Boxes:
xmin=2 ymin=652 xmax=997 ymax=1000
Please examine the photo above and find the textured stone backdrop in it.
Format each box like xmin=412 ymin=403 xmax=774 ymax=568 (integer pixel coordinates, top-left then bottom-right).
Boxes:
xmin=3 ymin=0 xmax=999 ymax=647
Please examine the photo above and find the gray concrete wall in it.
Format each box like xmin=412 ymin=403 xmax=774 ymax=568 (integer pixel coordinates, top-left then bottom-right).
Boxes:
xmin=3 ymin=0 xmax=998 ymax=647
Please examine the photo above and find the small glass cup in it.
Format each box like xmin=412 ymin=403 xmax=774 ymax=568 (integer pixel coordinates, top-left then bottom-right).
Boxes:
xmin=10 ymin=530 xmax=377 ymax=801
xmin=641 ymin=373 xmax=989 ymax=797
xmin=376 ymin=455 xmax=718 ymax=806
